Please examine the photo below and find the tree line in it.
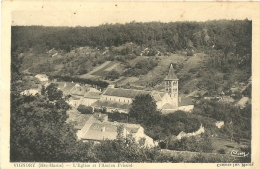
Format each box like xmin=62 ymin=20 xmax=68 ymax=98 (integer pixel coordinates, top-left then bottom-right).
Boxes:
xmin=12 ymin=20 xmax=251 ymax=56
xmin=50 ymin=75 xmax=109 ymax=89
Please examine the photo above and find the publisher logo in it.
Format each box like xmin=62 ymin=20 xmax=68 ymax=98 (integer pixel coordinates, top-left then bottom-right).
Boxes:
xmin=230 ymin=150 xmax=249 ymax=157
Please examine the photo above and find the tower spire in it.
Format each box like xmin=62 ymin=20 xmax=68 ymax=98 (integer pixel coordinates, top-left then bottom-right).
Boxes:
xmin=164 ymin=63 xmax=179 ymax=108
xmin=165 ymin=63 xmax=178 ymax=80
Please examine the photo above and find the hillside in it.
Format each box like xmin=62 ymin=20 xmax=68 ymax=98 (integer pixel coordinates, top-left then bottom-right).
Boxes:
xmin=13 ymin=20 xmax=251 ymax=96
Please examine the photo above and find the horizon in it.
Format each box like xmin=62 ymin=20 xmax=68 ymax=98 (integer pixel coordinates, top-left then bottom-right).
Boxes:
xmin=11 ymin=18 xmax=251 ymax=28
xmin=11 ymin=2 xmax=254 ymax=27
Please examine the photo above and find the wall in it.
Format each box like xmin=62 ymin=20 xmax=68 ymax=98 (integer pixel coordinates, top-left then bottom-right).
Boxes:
xmin=101 ymin=95 xmax=132 ymax=104
xmin=82 ymin=98 xmax=98 ymax=106
xmin=178 ymin=105 xmax=194 ymax=112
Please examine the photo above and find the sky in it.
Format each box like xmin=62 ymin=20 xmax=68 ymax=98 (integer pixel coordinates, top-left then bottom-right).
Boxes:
xmin=10 ymin=2 xmax=254 ymax=27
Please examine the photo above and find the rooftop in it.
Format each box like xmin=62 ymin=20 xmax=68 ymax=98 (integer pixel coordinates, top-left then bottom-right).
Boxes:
xmin=237 ymin=97 xmax=250 ymax=107
xmin=53 ymin=82 xmax=76 ymax=95
xmin=84 ymin=91 xmax=101 ymax=99
xmin=103 ymin=88 xmax=151 ymax=98
xmin=178 ymin=97 xmax=194 ymax=107
xmin=66 ymin=111 xmax=93 ymax=130
xmin=102 ymin=88 xmax=164 ymax=102
xmin=92 ymin=100 xmax=131 ymax=110
xmin=81 ymin=121 xmax=141 ymax=141
xmin=164 ymin=64 xmax=178 ymax=80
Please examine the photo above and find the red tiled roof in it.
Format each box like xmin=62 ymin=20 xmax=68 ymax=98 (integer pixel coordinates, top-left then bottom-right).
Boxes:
xmin=164 ymin=64 xmax=178 ymax=80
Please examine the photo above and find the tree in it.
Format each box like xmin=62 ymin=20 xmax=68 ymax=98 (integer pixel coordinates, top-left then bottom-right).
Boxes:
xmin=105 ymin=70 xmax=120 ymax=81
xmin=10 ymin=94 xmax=77 ymax=162
xmin=77 ymin=104 xmax=93 ymax=114
xmin=129 ymin=94 xmax=159 ymax=123
xmin=45 ymin=83 xmax=63 ymax=101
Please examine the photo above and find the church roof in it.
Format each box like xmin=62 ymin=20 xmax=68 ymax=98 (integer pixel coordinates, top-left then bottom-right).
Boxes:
xmin=103 ymin=88 xmax=151 ymax=98
xmin=165 ymin=64 xmax=178 ymax=80
xmin=102 ymin=88 xmax=164 ymax=102
xmin=161 ymin=103 xmax=176 ymax=109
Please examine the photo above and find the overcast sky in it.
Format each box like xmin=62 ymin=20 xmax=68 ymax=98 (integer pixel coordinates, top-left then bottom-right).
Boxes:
xmin=11 ymin=2 xmax=253 ymax=27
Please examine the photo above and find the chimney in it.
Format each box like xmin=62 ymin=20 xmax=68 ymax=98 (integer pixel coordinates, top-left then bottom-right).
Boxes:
xmin=101 ymin=127 xmax=105 ymax=132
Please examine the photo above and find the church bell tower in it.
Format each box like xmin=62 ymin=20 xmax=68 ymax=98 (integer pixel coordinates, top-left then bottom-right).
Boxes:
xmin=165 ymin=63 xmax=179 ymax=108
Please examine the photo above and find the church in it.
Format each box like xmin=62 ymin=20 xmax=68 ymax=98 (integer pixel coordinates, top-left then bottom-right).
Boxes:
xmin=92 ymin=63 xmax=194 ymax=113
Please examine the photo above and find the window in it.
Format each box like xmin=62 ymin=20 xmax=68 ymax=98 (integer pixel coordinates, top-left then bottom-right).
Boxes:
xmin=110 ymin=98 xmax=111 ymax=100
xmin=119 ymin=99 xmax=120 ymax=102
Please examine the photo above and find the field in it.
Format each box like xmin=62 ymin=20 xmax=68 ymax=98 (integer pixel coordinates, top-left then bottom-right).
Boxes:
xmin=91 ymin=61 xmax=119 ymax=76
xmin=160 ymin=149 xmax=237 ymax=162
xmin=211 ymin=136 xmax=250 ymax=154
xmin=111 ymin=77 xmax=139 ymax=85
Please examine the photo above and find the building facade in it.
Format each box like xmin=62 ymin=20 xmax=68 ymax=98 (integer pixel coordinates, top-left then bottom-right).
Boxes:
xmin=92 ymin=63 xmax=192 ymax=113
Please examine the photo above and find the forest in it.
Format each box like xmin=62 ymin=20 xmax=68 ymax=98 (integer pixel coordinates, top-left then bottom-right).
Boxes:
xmin=12 ymin=20 xmax=251 ymax=56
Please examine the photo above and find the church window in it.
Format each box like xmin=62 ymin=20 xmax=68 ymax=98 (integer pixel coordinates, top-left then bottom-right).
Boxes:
xmin=110 ymin=98 xmax=111 ymax=100
xmin=119 ymin=99 xmax=120 ymax=102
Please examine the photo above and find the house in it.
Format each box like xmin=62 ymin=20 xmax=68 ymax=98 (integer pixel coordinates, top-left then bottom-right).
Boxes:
xmin=219 ymin=96 xmax=234 ymax=103
xmin=236 ymin=97 xmax=250 ymax=109
xmin=215 ymin=121 xmax=224 ymax=128
xmin=53 ymin=82 xmax=77 ymax=95
xmin=68 ymin=95 xmax=82 ymax=108
xmin=35 ymin=74 xmax=48 ymax=82
xmin=67 ymin=111 xmax=155 ymax=146
xmin=66 ymin=111 xmax=108 ymax=139
xmin=82 ymin=88 xmax=102 ymax=106
xmin=20 ymin=89 xmax=39 ymax=96
xmin=80 ymin=121 xmax=155 ymax=146
xmin=176 ymin=124 xmax=205 ymax=140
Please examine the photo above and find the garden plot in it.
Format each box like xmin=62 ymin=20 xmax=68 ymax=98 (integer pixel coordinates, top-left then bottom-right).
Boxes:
xmin=91 ymin=61 xmax=120 ymax=76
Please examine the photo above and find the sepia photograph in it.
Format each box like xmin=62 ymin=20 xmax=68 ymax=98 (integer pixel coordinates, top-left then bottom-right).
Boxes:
xmin=1 ymin=1 xmax=260 ymax=168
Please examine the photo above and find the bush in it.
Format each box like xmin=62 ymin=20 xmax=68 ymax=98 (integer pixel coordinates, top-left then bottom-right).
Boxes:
xmin=184 ymin=90 xmax=190 ymax=94
xmin=218 ymin=148 xmax=226 ymax=154
xmin=77 ymin=105 xmax=93 ymax=114
xmin=187 ymin=49 xmax=194 ymax=56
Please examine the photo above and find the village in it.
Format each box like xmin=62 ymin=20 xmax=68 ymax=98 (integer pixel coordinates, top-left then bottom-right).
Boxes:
xmin=20 ymin=63 xmax=252 ymax=147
